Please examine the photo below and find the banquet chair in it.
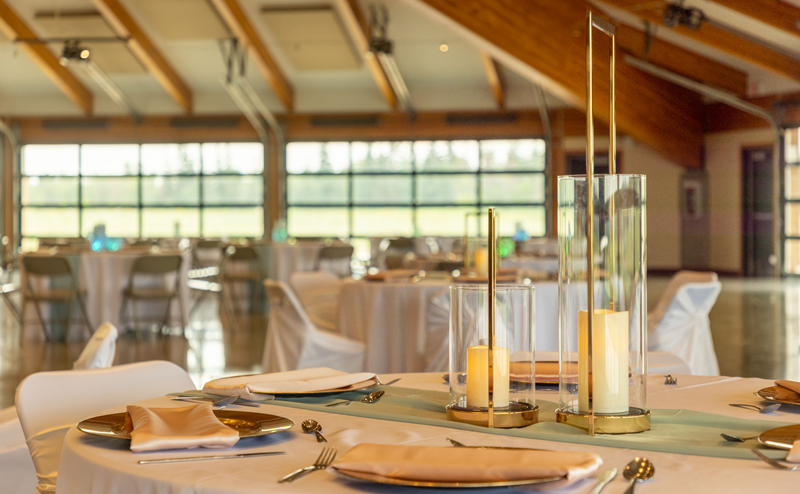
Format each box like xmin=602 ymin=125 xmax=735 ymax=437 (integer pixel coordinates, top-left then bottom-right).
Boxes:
xmin=0 ymin=322 xmax=121 ymax=494
xmin=378 ymin=237 xmax=415 ymax=270
xmin=289 ymin=271 xmax=343 ymax=332
xmin=262 ymin=280 xmax=364 ymax=373
xmin=15 ymin=360 xmax=195 ymax=494
xmin=315 ymin=245 xmax=354 ymax=277
xmin=220 ymin=245 xmax=265 ymax=324
xmin=119 ymin=254 xmax=185 ymax=338
xmin=22 ymin=256 xmax=92 ymax=341
xmin=191 ymin=239 xmax=222 ymax=271
xmin=648 ymin=271 xmax=722 ymax=376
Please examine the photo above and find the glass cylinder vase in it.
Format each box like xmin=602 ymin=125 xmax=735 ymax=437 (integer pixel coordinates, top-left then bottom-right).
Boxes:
xmin=447 ymin=285 xmax=537 ymax=428
xmin=556 ymin=174 xmax=649 ymax=434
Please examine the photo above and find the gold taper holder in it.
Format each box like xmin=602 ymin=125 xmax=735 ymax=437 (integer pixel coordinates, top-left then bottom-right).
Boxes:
xmin=555 ymin=11 xmax=650 ymax=435
xmin=447 ymin=208 xmax=538 ymax=428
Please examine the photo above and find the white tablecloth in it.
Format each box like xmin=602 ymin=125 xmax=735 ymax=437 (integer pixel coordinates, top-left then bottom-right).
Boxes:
xmin=336 ymin=280 xmax=560 ymax=373
xmin=502 ymin=255 xmax=559 ymax=274
xmin=21 ymin=250 xmax=191 ymax=339
xmin=57 ymin=373 xmax=799 ymax=494
xmin=265 ymin=243 xmax=322 ymax=284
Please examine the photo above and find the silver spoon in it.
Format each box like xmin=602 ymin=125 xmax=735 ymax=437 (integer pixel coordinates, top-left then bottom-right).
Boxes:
xmin=720 ymin=433 xmax=760 ymax=443
xmin=302 ymin=419 xmax=327 ymax=443
xmin=326 ymin=390 xmax=385 ymax=407
xmin=730 ymin=403 xmax=781 ymax=414
xmin=622 ymin=457 xmax=655 ymax=494
xmin=172 ymin=395 xmax=238 ymax=408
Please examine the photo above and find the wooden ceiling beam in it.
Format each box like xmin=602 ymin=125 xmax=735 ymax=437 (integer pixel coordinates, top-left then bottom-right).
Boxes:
xmin=0 ymin=1 xmax=93 ymax=115
xmin=601 ymin=0 xmax=800 ymax=84
xmin=402 ymin=0 xmax=704 ymax=168
xmin=480 ymin=52 xmax=505 ymax=108
xmin=210 ymin=0 xmax=294 ymax=111
xmin=92 ymin=0 xmax=192 ymax=113
xmin=615 ymin=23 xmax=748 ymax=97
xmin=339 ymin=0 xmax=399 ymax=110
xmin=709 ymin=0 xmax=800 ymax=39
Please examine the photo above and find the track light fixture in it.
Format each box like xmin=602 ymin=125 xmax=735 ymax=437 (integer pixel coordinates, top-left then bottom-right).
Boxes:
xmin=59 ymin=40 xmax=91 ymax=66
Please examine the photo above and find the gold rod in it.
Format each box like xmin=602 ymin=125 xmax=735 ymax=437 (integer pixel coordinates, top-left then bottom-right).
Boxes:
xmin=610 ymin=34 xmax=616 ymax=175
xmin=487 ymin=207 xmax=496 ymax=428
xmin=464 ymin=213 xmax=470 ymax=268
xmin=585 ymin=11 xmax=595 ymax=437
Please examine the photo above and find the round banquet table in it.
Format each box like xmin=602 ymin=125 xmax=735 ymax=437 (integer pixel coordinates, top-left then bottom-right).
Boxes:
xmin=265 ymin=242 xmax=322 ymax=284
xmin=336 ymin=280 xmax=560 ymax=374
xmin=21 ymin=249 xmax=191 ymax=340
xmin=56 ymin=372 xmax=800 ymax=494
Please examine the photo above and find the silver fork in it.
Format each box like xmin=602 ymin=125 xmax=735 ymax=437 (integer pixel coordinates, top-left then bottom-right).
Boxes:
xmin=752 ymin=448 xmax=800 ymax=471
xmin=278 ymin=447 xmax=338 ymax=483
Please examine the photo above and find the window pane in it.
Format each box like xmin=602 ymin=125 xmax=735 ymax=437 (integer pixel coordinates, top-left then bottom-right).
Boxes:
xmin=22 ymin=208 xmax=79 ymax=237
xmin=787 ymin=203 xmax=800 ymax=237
xmin=484 ymin=206 xmax=546 ymax=237
xmin=352 ymin=142 xmax=412 ymax=172
xmin=480 ymin=139 xmax=545 ymax=171
xmin=142 ymin=208 xmax=200 ymax=237
xmin=203 ymin=176 xmax=263 ymax=205
xmin=786 ymin=166 xmax=800 ymax=200
xmin=352 ymin=208 xmax=413 ymax=237
xmin=352 ymin=176 xmax=411 ymax=205
xmin=416 ymin=206 xmax=478 ymax=236
xmin=416 ymin=174 xmax=477 ymax=205
xmin=142 ymin=177 xmax=199 ymax=206
xmin=81 ymin=144 xmax=139 ymax=176
xmin=481 ymin=174 xmax=545 ymax=204
xmin=287 ymin=176 xmax=347 ymax=205
xmin=23 ymin=145 xmax=79 ymax=176
xmin=287 ymin=142 xmax=349 ymax=174
xmin=202 ymin=143 xmax=263 ymax=174
xmin=787 ymin=128 xmax=799 ymax=164
xmin=82 ymin=177 xmax=138 ymax=206
xmin=81 ymin=208 xmax=139 ymax=237
xmin=414 ymin=141 xmax=478 ymax=172
xmin=202 ymin=208 xmax=263 ymax=237
xmin=141 ymin=143 xmax=201 ymax=175
xmin=22 ymin=177 xmax=78 ymax=206
xmin=786 ymin=239 xmax=800 ymax=274
xmin=288 ymin=207 xmax=348 ymax=237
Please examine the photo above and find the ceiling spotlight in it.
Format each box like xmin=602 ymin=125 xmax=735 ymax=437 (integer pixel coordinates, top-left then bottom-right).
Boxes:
xmin=439 ymin=43 xmax=449 ymax=52
xmin=80 ymin=49 xmax=90 ymax=60
xmin=59 ymin=40 xmax=90 ymax=66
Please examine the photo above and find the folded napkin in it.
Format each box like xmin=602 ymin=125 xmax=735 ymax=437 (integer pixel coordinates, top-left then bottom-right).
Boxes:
xmin=127 ymin=404 xmax=239 ymax=453
xmin=364 ymin=269 xmax=419 ymax=282
xmin=787 ymin=440 xmax=800 ymax=463
xmin=332 ymin=444 xmax=601 ymax=487
xmin=203 ymin=367 xmax=377 ymax=400
xmin=775 ymin=380 xmax=800 ymax=401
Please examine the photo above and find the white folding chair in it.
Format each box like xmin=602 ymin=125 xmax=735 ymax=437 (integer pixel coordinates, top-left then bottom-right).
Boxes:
xmin=262 ymin=280 xmax=364 ymax=373
xmin=72 ymin=322 xmax=118 ymax=370
xmin=15 ymin=361 xmax=195 ymax=494
xmin=289 ymin=271 xmax=343 ymax=332
xmin=648 ymin=271 xmax=722 ymax=376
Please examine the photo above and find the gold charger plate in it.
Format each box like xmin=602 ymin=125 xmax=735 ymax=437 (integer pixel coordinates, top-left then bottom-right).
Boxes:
xmin=756 ymin=386 xmax=800 ymax=406
xmin=330 ymin=468 xmax=565 ymax=488
xmin=759 ymin=424 xmax=800 ymax=450
xmin=77 ymin=410 xmax=294 ymax=440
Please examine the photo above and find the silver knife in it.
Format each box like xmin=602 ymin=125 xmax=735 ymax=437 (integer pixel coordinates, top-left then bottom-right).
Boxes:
xmin=589 ymin=468 xmax=618 ymax=494
xmin=138 ymin=451 xmax=285 ymax=464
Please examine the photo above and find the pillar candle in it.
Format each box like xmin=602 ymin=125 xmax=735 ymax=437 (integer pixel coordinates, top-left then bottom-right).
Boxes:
xmin=474 ymin=248 xmax=489 ymax=277
xmin=466 ymin=345 xmax=510 ymax=408
xmin=578 ymin=309 xmax=629 ymax=414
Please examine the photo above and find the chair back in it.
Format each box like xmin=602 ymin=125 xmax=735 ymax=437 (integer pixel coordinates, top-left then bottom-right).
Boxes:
xmin=72 ymin=323 xmax=118 ymax=370
xmin=263 ymin=280 xmax=317 ymax=372
xmin=290 ymin=272 xmax=342 ymax=331
xmin=226 ymin=245 xmax=259 ymax=262
xmin=15 ymin=361 xmax=195 ymax=494
xmin=22 ymin=256 xmax=73 ymax=277
xmin=316 ymin=245 xmax=354 ymax=276
xmin=131 ymin=254 xmax=182 ymax=275
xmin=196 ymin=239 xmax=221 ymax=250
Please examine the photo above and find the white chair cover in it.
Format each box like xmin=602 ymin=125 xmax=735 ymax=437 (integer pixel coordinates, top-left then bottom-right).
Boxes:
xmin=289 ymin=272 xmax=342 ymax=332
xmin=72 ymin=322 xmax=118 ymax=370
xmin=648 ymin=271 xmax=721 ymax=376
xmin=15 ymin=361 xmax=195 ymax=494
xmin=263 ymin=280 xmax=364 ymax=373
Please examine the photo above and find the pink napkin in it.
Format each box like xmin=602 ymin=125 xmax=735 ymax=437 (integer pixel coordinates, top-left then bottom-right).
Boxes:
xmin=127 ymin=404 xmax=239 ymax=453
xmin=787 ymin=440 xmax=800 ymax=463
xmin=775 ymin=381 xmax=800 ymax=401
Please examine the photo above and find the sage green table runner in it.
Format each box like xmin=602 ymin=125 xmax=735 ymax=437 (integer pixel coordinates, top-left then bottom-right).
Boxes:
xmin=265 ymin=386 xmax=795 ymax=461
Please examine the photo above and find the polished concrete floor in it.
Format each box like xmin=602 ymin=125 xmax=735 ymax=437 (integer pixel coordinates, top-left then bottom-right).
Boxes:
xmin=1 ymin=276 xmax=799 ymax=409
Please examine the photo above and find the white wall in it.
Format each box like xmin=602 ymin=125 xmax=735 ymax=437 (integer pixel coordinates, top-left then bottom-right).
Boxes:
xmin=704 ymin=128 xmax=775 ymax=274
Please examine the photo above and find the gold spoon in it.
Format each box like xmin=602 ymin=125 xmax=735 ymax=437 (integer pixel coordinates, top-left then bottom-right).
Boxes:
xmin=301 ymin=419 xmax=327 ymax=443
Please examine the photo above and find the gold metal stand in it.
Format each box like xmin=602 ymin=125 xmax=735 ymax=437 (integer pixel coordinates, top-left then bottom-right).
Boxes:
xmin=555 ymin=11 xmax=649 ymax=435
xmin=449 ymin=207 xmax=538 ymax=429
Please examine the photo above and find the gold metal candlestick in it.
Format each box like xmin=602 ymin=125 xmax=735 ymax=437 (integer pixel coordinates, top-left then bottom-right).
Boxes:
xmin=555 ymin=11 xmax=650 ymax=436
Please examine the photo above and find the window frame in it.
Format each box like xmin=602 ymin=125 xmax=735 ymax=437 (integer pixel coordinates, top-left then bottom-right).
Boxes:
xmin=783 ymin=127 xmax=800 ymax=276
xmin=285 ymin=138 xmax=550 ymax=238
xmin=19 ymin=141 xmax=265 ymax=240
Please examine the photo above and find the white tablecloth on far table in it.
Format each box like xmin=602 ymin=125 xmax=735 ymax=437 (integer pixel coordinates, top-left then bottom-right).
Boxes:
xmin=502 ymin=255 xmax=559 ymax=274
xmin=336 ymin=280 xmax=560 ymax=373
xmin=21 ymin=250 xmax=191 ymax=339
xmin=57 ymin=373 xmax=799 ymax=494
